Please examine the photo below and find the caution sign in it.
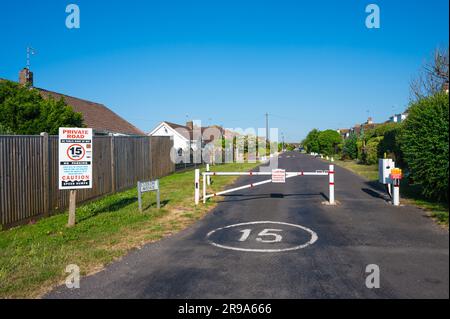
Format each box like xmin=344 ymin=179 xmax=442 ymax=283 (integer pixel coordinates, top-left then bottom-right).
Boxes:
xmin=59 ymin=128 xmax=93 ymax=190
xmin=272 ymin=169 xmax=286 ymax=183
xmin=390 ymin=168 xmax=403 ymax=180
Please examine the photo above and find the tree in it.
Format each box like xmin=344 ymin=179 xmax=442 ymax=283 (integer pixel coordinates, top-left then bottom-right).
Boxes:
xmin=0 ymin=80 xmax=84 ymax=135
xmin=317 ymin=129 xmax=341 ymax=156
xmin=410 ymin=47 xmax=449 ymax=101
xmin=342 ymin=132 xmax=358 ymax=160
xmin=400 ymin=92 xmax=449 ymax=201
xmin=303 ymin=129 xmax=320 ymax=153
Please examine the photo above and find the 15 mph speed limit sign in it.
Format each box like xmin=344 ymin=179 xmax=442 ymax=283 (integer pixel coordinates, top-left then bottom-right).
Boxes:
xmin=59 ymin=128 xmax=93 ymax=190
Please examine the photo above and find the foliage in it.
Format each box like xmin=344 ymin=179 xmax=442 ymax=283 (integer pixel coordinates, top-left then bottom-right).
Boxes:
xmin=0 ymin=123 xmax=14 ymax=135
xmin=0 ymin=80 xmax=84 ymax=135
xmin=317 ymin=129 xmax=342 ymax=156
xmin=377 ymin=124 xmax=404 ymax=166
xmin=303 ymin=129 xmax=320 ymax=153
xmin=362 ymin=137 xmax=383 ymax=165
xmin=342 ymin=132 xmax=358 ymax=160
xmin=400 ymin=92 xmax=449 ymax=201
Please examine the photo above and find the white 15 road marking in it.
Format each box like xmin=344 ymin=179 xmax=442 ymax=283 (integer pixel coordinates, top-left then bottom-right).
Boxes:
xmin=239 ymin=229 xmax=283 ymax=243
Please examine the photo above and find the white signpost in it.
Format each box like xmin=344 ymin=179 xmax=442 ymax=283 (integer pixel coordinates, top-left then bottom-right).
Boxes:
xmin=137 ymin=180 xmax=161 ymax=212
xmin=59 ymin=128 xmax=93 ymax=227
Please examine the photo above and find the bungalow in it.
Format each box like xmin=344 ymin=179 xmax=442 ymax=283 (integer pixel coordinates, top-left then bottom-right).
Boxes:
xmin=149 ymin=121 xmax=225 ymax=162
xmin=1 ymin=68 xmax=145 ymax=136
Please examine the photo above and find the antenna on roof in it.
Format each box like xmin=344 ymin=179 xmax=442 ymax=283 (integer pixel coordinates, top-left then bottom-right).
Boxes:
xmin=26 ymin=46 xmax=36 ymax=70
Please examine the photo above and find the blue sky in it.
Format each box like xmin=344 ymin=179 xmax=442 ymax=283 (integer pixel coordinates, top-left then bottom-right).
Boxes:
xmin=0 ymin=0 xmax=448 ymax=141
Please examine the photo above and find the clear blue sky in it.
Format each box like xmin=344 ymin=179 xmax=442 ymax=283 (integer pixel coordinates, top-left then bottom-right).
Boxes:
xmin=0 ymin=0 xmax=448 ymax=141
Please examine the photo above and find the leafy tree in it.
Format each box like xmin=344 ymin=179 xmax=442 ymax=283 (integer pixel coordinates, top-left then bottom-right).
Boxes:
xmin=317 ymin=129 xmax=341 ymax=156
xmin=400 ymin=92 xmax=449 ymax=201
xmin=303 ymin=129 xmax=320 ymax=153
xmin=0 ymin=80 xmax=84 ymax=135
xmin=342 ymin=132 xmax=358 ymax=159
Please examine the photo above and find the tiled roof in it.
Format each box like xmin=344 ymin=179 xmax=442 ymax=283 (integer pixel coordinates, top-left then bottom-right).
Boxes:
xmin=38 ymin=89 xmax=145 ymax=135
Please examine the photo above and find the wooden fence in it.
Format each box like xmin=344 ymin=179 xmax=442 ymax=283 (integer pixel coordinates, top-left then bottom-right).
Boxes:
xmin=0 ymin=135 xmax=174 ymax=229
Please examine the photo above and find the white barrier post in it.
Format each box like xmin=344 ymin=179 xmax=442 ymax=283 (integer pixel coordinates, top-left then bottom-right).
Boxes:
xmin=329 ymin=164 xmax=335 ymax=205
xmin=392 ymin=179 xmax=400 ymax=206
xmin=206 ymin=164 xmax=211 ymax=185
xmin=203 ymin=173 xmax=207 ymax=204
xmin=194 ymin=169 xmax=200 ymax=205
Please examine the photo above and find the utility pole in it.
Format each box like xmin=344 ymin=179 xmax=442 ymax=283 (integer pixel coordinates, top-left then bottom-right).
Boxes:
xmin=265 ymin=112 xmax=269 ymax=143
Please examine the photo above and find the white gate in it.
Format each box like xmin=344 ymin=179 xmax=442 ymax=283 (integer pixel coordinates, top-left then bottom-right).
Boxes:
xmin=195 ymin=165 xmax=335 ymax=205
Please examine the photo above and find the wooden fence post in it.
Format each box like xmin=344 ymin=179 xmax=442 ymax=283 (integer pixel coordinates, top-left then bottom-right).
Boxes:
xmin=40 ymin=132 xmax=50 ymax=217
xmin=67 ymin=190 xmax=77 ymax=227
xmin=110 ymin=135 xmax=116 ymax=193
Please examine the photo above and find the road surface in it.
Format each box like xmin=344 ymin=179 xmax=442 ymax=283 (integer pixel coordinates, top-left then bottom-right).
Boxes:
xmin=47 ymin=152 xmax=449 ymax=299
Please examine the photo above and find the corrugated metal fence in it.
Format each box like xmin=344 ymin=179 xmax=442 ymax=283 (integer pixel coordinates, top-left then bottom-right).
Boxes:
xmin=0 ymin=135 xmax=174 ymax=229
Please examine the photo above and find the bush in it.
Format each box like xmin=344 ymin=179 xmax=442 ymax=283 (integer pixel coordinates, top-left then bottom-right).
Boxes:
xmin=362 ymin=136 xmax=383 ymax=165
xmin=400 ymin=93 xmax=449 ymax=201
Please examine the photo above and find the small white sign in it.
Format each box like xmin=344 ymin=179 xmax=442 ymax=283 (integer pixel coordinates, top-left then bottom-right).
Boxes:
xmin=140 ymin=180 xmax=159 ymax=193
xmin=59 ymin=128 xmax=93 ymax=190
xmin=272 ymin=169 xmax=286 ymax=183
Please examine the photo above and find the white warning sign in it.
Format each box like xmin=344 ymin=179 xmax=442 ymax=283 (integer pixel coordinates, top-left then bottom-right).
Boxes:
xmin=59 ymin=128 xmax=93 ymax=190
xmin=272 ymin=169 xmax=286 ymax=183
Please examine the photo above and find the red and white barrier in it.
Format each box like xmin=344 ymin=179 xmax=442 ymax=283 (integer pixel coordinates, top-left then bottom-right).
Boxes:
xmin=329 ymin=165 xmax=335 ymax=205
xmin=196 ymin=165 xmax=336 ymax=205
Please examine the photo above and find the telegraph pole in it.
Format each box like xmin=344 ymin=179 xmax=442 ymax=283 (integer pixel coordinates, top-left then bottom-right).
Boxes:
xmin=265 ymin=112 xmax=269 ymax=143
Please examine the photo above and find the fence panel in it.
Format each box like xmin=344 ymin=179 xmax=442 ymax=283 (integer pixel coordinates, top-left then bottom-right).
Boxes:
xmin=0 ymin=136 xmax=45 ymax=226
xmin=0 ymin=135 xmax=174 ymax=229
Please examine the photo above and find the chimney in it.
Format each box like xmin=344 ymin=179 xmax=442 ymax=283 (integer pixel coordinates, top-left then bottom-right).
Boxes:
xmin=186 ymin=121 xmax=193 ymax=130
xmin=19 ymin=68 xmax=33 ymax=87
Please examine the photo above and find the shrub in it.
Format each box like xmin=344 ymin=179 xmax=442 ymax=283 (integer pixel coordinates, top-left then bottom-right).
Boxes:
xmin=400 ymin=93 xmax=449 ymax=201
xmin=362 ymin=137 xmax=383 ymax=165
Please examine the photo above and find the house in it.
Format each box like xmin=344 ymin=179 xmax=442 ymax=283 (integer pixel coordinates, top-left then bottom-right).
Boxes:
xmin=149 ymin=121 xmax=225 ymax=161
xmin=1 ymin=68 xmax=145 ymax=136
xmin=388 ymin=113 xmax=408 ymax=123
xmin=337 ymin=128 xmax=350 ymax=139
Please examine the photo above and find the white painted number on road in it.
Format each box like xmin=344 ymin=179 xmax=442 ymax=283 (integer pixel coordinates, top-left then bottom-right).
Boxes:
xmin=239 ymin=229 xmax=283 ymax=243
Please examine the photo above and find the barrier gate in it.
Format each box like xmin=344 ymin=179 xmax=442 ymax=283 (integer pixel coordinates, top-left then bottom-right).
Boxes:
xmin=195 ymin=165 xmax=336 ymax=205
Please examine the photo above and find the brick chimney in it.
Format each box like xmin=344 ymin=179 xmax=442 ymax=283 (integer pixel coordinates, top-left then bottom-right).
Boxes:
xmin=186 ymin=121 xmax=193 ymax=131
xmin=19 ymin=68 xmax=33 ymax=87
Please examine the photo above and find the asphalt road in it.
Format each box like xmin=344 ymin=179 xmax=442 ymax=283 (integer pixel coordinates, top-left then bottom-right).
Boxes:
xmin=46 ymin=152 xmax=449 ymax=299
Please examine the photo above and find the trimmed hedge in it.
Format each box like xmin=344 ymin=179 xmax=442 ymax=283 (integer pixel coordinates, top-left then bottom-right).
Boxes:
xmin=400 ymin=93 xmax=449 ymax=201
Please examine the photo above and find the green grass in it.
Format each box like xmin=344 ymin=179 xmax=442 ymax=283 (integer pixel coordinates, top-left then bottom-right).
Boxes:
xmin=0 ymin=162 xmax=258 ymax=298
xmin=332 ymin=159 xmax=449 ymax=227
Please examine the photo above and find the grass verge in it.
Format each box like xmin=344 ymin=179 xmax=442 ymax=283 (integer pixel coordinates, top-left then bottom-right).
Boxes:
xmin=333 ymin=159 xmax=448 ymax=227
xmin=0 ymin=162 xmax=259 ymax=298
